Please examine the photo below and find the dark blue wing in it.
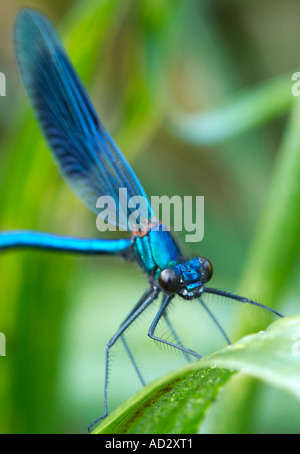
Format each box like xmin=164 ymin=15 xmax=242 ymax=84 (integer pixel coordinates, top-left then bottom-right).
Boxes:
xmin=14 ymin=8 xmax=154 ymax=230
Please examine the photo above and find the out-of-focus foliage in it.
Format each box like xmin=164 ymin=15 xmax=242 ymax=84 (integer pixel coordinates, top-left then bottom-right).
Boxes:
xmin=0 ymin=0 xmax=300 ymax=434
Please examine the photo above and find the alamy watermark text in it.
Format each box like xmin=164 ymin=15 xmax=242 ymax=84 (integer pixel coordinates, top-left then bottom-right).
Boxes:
xmin=96 ymin=188 xmax=204 ymax=242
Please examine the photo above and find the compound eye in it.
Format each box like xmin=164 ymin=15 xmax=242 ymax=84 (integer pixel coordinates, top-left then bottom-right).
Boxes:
xmin=199 ymin=257 xmax=213 ymax=284
xmin=158 ymin=268 xmax=179 ymax=294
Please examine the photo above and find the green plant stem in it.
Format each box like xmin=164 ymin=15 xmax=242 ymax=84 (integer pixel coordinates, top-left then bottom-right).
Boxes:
xmin=240 ymin=87 xmax=300 ymax=310
xmin=205 ymin=85 xmax=300 ymax=434
xmin=167 ymin=74 xmax=292 ymax=145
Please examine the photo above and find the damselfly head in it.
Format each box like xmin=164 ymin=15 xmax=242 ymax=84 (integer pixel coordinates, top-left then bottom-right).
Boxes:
xmin=158 ymin=257 xmax=213 ymax=299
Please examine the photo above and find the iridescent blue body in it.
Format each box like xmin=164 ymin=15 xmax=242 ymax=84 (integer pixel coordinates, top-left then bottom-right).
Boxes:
xmin=0 ymin=8 xmax=283 ymax=432
xmin=132 ymin=226 xmax=208 ymax=299
xmin=132 ymin=223 xmax=182 ymax=275
xmin=0 ymin=231 xmax=131 ymax=254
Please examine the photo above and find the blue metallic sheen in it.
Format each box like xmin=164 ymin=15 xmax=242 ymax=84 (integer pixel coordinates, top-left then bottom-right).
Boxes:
xmin=149 ymin=228 xmax=181 ymax=271
xmin=171 ymin=258 xmax=204 ymax=284
xmin=14 ymin=8 xmax=154 ymax=229
xmin=0 ymin=231 xmax=131 ymax=254
xmin=133 ymin=226 xmax=182 ymax=275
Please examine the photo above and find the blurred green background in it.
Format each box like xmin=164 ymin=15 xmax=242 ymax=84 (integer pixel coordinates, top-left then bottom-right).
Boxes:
xmin=0 ymin=0 xmax=300 ymax=434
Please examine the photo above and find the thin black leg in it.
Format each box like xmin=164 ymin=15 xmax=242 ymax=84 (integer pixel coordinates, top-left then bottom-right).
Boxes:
xmin=121 ymin=335 xmax=146 ymax=386
xmin=198 ymin=297 xmax=231 ymax=345
xmin=88 ymin=286 xmax=160 ymax=432
xmin=148 ymin=294 xmax=202 ymax=359
xmin=163 ymin=313 xmax=192 ymax=363
xmin=118 ymin=287 xmax=155 ymax=387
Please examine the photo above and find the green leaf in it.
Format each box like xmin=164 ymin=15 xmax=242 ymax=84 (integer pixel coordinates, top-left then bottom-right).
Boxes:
xmin=94 ymin=367 xmax=234 ymax=435
xmin=92 ymin=315 xmax=300 ymax=434
xmin=240 ymin=83 xmax=300 ymax=310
